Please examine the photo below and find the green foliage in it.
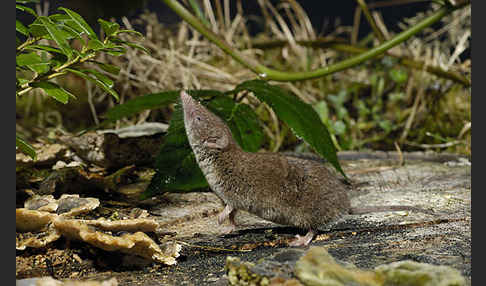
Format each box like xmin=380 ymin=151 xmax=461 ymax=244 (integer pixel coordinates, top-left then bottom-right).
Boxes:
xmin=16 ymin=2 xmax=147 ymax=159
xmin=16 ymin=135 xmax=36 ymax=161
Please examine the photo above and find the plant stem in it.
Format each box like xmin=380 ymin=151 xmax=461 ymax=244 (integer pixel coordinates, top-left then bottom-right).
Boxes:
xmin=16 ymin=37 xmax=41 ymax=53
xmin=252 ymin=39 xmax=470 ymax=87
xmin=17 ymin=86 xmax=33 ymax=97
xmin=161 ymin=0 xmax=469 ymax=82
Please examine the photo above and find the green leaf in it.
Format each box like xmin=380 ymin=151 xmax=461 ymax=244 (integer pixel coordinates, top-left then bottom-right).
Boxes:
xmin=16 ymin=4 xmax=37 ymax=16
xmin=17 ymin=78 xmax=30 ymax=86
xmin=16 ymin=0 xmax=40 ymax=4
xmin=96 ymin=42 xmax=126 ymax=56
xmin=109 ymin=37 xmax=149 ymax=54
xmin=16 ymin=135 xmax=36 ymax=160
xmin=48 ymin=14 xmax=86 ymax=41
xmin=16 ymin=52 xmax=50 ymax=74
xmin=24 ymin=44 xmax=63 ymax=55
xmin=58 ymin=7 xmax=97 ymax=39
xmin=98 ymin=19 xmax=120 ymax=37
xmin=115 ymin=29 xmax=144 ymax=38
xmin=31 ymin=81 xmax=73 ymax=104
xmin=16 ymin=20 xmax=29 ymax=36
xmin=80 ymin=69 xmax=114 ymax=89
xmin=16 ymin=52 xmax=43 ymax=66
xmin=232 ymin=80 xmax=347 ymax=178
xmin=87 ymin=38 xmax=105 ymax=50
xmin=378 ymin=120 xmax=393 ymax=133
xmin=389 ymin=68 xmax=408 ymax=84
xmin=29 ymin=18 xmax=72 ymax=40
xmin=35 ymin=16 xmax=74 ymax=59
xmin=65 ymin=68 xmax=119 ymax=101
xmin=332 ymin=120 xmax=346 ymax=135
xmin=90 ymin=61 xmax=120 ymax=75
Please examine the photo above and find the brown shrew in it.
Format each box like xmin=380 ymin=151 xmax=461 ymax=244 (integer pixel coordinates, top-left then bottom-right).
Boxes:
xmin=180 ymin=91 xmax=432 ymax=246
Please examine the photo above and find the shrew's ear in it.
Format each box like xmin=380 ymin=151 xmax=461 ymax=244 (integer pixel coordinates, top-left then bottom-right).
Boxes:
xmin=204 ymin=134 xmax=229 ymax=150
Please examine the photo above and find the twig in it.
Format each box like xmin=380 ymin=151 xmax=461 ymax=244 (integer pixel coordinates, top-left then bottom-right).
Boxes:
xmin=351 ymin=6 xmax=362 ymax=45
xmin=355 ymin=0 xmax=386 ymax=42
xmin=372 ymin=11 xmax=391 ymax=41
xmin=400 ymin=78 xmax=424 ymax=142
xmin=403 ymin=140 xmax=462 ymax=148
xmin=458 ymin=122 xmax=470 ymax=139
xmin=394 ymin=141 xmax=404 ymax=166
xmin=86 ymin=81 xmax=99 ymax=126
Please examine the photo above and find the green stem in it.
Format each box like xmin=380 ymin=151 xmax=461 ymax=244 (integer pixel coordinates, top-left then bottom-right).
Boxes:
xmin=257 ymin=4 xmax=466 ymax=81
xmin=253 ymin=40 xmax=470 ymax=87
xmin=17 ymin=86 xmax=33 ymax=97
xmin=16 ymin=37 xmax=41 ymax=53
xmin=162 ymin=0 xmax=469 ymax=82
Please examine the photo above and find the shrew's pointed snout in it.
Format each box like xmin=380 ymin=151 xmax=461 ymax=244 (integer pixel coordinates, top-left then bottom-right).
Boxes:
xmin=180 ymin=90 xmax=193 ymax=106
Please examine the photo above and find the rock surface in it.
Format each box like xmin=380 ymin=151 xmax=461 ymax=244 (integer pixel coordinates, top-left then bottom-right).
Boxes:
xmin=16 ymin=151 xmax=471 ymax=285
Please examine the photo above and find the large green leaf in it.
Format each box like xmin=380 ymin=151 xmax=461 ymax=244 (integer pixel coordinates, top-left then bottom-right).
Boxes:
xmin=231 ymin=80 xmax=347 ymax=179
xmin=16 ymin=135 xmax=36 ymax=160
xmin=35 ymin=16 xmax=74 ymax=59
xmin=142 ymin=91 xmax=264 ymax=198
xmin=31 ymin=81 xmax=74 ymax=104
xmin=65 ymin=68 xmax=119 ymax=101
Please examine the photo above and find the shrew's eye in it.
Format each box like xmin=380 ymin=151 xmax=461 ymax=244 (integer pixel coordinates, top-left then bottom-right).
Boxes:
xmin=196 ymin=116 xmax=201 ymax=121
